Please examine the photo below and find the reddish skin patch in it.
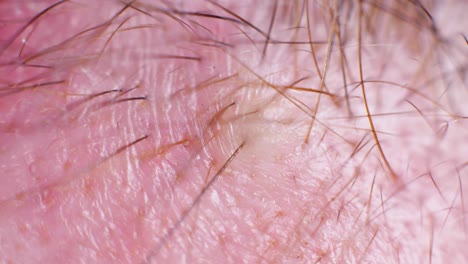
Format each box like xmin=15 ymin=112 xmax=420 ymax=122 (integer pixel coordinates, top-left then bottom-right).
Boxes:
xmin=0 ymin=0 xmax=467 ymax=263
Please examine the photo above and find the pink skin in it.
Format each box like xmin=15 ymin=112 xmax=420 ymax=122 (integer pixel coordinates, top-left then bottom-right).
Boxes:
xmin=1 ymin=0 xmax=467 ymax=263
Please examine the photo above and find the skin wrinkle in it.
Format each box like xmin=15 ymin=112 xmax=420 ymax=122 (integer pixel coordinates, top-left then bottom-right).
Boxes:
xmin=0 ymin=0 xmax=467 ymax=263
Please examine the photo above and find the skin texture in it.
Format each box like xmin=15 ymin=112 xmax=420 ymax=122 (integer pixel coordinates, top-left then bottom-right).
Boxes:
xmin=0 ymin=0 xmax=467 ymax=263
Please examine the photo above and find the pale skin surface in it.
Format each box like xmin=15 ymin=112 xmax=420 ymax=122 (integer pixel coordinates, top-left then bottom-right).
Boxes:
xmin=0 ymin=0 xmax=467 ymax=263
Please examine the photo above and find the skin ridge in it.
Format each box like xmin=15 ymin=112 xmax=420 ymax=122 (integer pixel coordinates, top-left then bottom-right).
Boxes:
xmin=0 ymin=0 xmax=467 ymax=263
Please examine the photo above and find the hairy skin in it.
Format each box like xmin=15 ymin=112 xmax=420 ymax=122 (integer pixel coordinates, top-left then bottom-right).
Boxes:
xmin=0 ymin=0 xmax=467 ymax=263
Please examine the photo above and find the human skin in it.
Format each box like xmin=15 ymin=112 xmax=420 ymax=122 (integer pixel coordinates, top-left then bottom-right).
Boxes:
xmin=0 ymin=0 xmax=467 ymax=263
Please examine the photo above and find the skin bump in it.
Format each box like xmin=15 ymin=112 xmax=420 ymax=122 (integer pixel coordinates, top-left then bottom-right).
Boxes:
xmin=0 ymin=0 xmax=467 ymax=263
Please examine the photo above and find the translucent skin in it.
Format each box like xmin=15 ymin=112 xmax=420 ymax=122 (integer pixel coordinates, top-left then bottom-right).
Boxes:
xmin=0 ymin=0 xmax=467 ymax=263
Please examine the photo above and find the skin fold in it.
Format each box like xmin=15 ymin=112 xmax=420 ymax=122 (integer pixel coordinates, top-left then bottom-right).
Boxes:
xmin=0 ymin=0 xmax=467 ymax=263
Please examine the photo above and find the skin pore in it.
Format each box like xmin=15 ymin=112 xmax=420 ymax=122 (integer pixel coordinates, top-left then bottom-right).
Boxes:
xmin=0 ymin=0 xmax=467 ymax=263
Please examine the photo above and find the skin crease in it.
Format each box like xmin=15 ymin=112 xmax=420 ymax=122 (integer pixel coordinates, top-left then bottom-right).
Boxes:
xmin=0 ymin=0 xmax=467 ymax=263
